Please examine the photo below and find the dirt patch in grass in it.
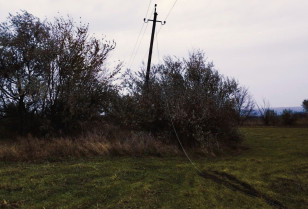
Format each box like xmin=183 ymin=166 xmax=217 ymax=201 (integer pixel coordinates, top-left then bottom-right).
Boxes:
xmin=200 ymin=170 xmax=287 ymax=209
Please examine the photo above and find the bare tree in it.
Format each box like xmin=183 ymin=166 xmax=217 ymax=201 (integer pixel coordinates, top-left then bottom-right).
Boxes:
xmin=257 ymin=99 xmax=277 ymax=126
xmin=234 ymin=86 xmax=255 ymax=125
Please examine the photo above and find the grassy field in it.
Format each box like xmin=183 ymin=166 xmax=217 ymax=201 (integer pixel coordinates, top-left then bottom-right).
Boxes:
xmin=0 ymin=127 xmax=307 ymax=209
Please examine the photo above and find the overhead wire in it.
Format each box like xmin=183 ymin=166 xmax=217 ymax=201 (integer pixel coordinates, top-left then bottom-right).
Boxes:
xmin=155 ymin=25 xmax=161 ymax=63
xmin=128 ymin=24 xmax=145 ymax=68
xmin=131 ymin=22 xmax=150 ymax=68
xmin=128 ymin=0 xmax=153 ymax=69
xmin=132 ymin=6 xmax=155 ymax=68
xmin=157 ymin=0 xmax=179 ymax=35
xmin=165 ymin=0 xmax=179 ymax=22
xmin=145 ymin=0 xmax=153 ymax=19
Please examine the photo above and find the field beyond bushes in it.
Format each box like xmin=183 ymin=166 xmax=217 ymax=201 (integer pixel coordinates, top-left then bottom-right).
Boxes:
xmin=0 ymin=127 xmax=307 ymax=209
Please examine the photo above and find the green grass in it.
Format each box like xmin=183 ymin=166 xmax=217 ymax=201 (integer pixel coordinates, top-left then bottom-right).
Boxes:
xmin=0 ymin=127 xmax=307 ymax=209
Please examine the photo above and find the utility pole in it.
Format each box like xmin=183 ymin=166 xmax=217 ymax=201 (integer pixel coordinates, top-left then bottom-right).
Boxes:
xmin=144 ymin=4 xmax=166 ymax=88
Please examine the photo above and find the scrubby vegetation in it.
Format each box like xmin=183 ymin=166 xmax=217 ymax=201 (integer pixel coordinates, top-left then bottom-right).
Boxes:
xmin=251 ymin=100 xmax=306 ymax=127
xmin=1 ymin=11 xmax=307 ymax=160
xmin=0 ymin=128 xmax=180 ymax=162
xmin=0 ymin=11 xmax=257 ymax=156
xmin=281 ymin=109 xmax=297 ymax=126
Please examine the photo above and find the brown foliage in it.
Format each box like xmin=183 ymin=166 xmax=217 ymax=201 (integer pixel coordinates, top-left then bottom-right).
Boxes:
xmin=0 ymin=129 xmax=180 ymax=162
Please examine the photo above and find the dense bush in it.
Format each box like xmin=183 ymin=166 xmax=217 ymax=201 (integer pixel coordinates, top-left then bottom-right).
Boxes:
xmin=281 ymin=109 xmax=297 ymax=126
xmin=263 ymin=109 xmax=278 ymax=125
xmin=116 ymin=51 xmax=243 ymax=148
xmin=0 ymin=11 xmax=119 ymax=136
xmin=303 ymin=99 xmax=308 ymax=113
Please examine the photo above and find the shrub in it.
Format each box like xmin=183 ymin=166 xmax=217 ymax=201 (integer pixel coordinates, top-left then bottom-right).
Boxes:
xmin=118 ymin=51 xmax=243 ymax=149
xmin=281 ymin=109 xmax=297 ymax=126
xmin=303 ymin=100 xmax=308 ymax=113
xmin=263 ymin=109 xmax=278 ymax=125
xmin=257 ymin=100 xmax=278 ymax=126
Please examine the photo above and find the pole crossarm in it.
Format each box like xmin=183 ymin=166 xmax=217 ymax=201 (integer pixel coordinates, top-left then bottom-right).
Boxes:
xmin=144 ymin=18 xmax=166 ymax=25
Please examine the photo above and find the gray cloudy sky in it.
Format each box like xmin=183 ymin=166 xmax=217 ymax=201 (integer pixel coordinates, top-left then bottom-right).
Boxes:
xmin=1 ymin=0 xmax=307 ymax=107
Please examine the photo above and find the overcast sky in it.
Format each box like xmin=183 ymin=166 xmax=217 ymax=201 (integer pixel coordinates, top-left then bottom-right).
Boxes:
xmin=1 ymin=0 xmax=307 ymax=107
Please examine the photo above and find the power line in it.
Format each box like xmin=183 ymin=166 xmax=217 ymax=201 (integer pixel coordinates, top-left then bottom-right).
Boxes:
xmin=130 ymin=22 xmax=149 ymax=68
xmin=128 ymin=23 xmax=145 ymax=68
xmin=145 ymin=0 xmax=153 ymax=18
xmin=165 ymin=0 xmax=179 ymax=22
xmin=155 ymin=25 xmax=162 ymax=63
xmin=157 ymin=0 xmax=179 ymax=35
xmin=128 ymin=0 xmax=153 ymax=69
